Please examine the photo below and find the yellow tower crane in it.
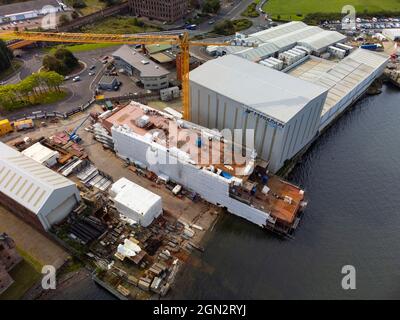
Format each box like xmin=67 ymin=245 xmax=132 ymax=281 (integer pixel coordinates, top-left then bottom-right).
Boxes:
xmin=1 ymin=31 xmax=256 ymax=120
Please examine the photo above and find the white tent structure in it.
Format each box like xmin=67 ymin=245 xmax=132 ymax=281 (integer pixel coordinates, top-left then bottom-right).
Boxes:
xmin=109 ymin=177 xmax=162 ymax=227
xmin=0 ymin=142 xmax=80 ymax=231
xmin=21 ymin=142 xmax=59 ymax=167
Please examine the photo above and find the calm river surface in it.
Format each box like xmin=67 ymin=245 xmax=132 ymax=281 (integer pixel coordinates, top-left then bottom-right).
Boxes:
xmin=170 ymin=84 xmax=400 ymax=300
xmin=56 ymin=84 xmax=400 ymax=300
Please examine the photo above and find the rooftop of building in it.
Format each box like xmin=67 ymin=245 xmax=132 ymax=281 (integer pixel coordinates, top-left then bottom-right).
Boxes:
xmin=189 ymin=54 xmax=328 ymax=124
xmin=112 ymin=45 xmax=170 ymax=78
xmin=289 ymin=48 xmax=389 ymax=117
xmin=21 ymin=142 xmax=59 ymax=165
xmin=211 ymin=21 xmax=346 ymax=62
xmin=0 ymin=0 xmax=62 ymax=16
xmin=0 ymin=142 xmax=76 ymax=215
xmin=99 ymin=75 xmax=118 ymax=85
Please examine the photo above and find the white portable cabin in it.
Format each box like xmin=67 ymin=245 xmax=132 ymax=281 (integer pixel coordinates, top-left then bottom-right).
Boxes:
xmin=109 ymin=177 xmax=162 ymax=227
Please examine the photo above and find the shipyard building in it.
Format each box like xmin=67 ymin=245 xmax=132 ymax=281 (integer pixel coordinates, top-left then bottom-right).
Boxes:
xmin=190 ymin=55 xmax=328 ymax=173
xmin=195 ymin=22 xmax=389 ymax=172
xmin=96 ymin=101 xmax=306 ymax=235
xmin=0 ymin=142 xmax=80 ymax=231
xmin=112 ymin=45 xmax=170 ymax=91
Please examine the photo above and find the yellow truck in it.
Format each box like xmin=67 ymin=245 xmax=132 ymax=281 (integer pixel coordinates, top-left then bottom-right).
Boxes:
xmin=14 ymin=119 xmax=34 ymax=131
xmin=0 ymin=119 xmax=13 ymax=136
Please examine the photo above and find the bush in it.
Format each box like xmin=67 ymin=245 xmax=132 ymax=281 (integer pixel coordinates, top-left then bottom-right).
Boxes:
xmin=202 ymin=0 xmax=220 ymax=14
xmin=71 ymin=0 xmax=86 ymax=9
xmin=43 ymin=48 xmax=79 ymax=75
xmin=0 ymin=39 xmax=13 ymax=73
xmin=213 ymin=19 xmax=252 ymax=35
xmin=241 ymin=3 xmax=260 ymax=18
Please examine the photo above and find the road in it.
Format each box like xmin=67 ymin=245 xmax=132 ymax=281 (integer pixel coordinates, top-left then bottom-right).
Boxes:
xmin=1 ymin=46 xmax=119 ymax=120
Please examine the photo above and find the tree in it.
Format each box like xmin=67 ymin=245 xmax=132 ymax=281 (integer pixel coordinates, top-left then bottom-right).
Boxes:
xmin=0 ymin=39 xmax=13 ymax=73
xmin=202 ymin=0 xmax=220 ymax=14
xmin=43 ymin=55 xmax=66 ymax=75
xmin=59 ymin=14 xmax=70 ymax=26
xmin=71 ymin=0 xmax=86 ymax=8
xmin=54 ymin=48 xmax=79 ymax=69
xmin=42 ymin=48 xmax=79 ymax=75
xmin=213 ymin=20 xmax=235 ymax=35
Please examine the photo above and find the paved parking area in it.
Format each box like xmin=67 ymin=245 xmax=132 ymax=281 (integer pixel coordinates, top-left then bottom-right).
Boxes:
xmin=0 ymin=206 xmax=70 ymax=269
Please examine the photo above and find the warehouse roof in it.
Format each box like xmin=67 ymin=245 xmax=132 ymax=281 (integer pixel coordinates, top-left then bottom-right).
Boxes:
xmin=289 ymin=49 xmax=389 ymax=117
xmin=110 ymin=177 xmax=161 ymax=216
xmin=0 ymin=142 xmax=76 ymax=216
xmin=212 ymin=21 xmax=346 ymax=60
xmin=190 ymin=55 xmax=328 ymax=123
xmin=21 ymin=142 xmax=59 ymax=165
xmin=0 ymin=0 xmax=61 ymax=16
xmin=112 ymin=45 xmax=169 ymax=78
xmin=298 ymin=31 xmax=346 ymax=51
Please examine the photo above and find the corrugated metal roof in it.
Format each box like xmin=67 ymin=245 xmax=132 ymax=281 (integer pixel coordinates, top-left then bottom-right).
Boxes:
xmin=0 ymin=142 xmax=76 ymax=215
xmin=298 ymin=31 xmax=347 ymax=51
xmin=289 ymin=49 xmax=389 ymax=116
xmin=190 ymin=55 xmax=328 ymax=123
xmin=0 ymin=0 xmax=60 ymax=16
xmin=251 ymin=21 xmax=309 ymax=43
xmin=21 ymin=142 xmax=59 ymax=165
xmin=213 ymin=21 xmax=346 ymax=61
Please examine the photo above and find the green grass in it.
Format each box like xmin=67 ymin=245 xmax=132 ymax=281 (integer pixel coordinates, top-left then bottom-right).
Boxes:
xmin=16 ymin=248 xmax=43 ymax=272
xmin=0 ymin=260 xmax=41 ymax=300
xmin=0 ymin=247 xmax=43 ymax=300
xmin=47 ymin=43 xmax=119 ymax=55
xmin=263 ymin=0 xmax=400 ymax=21
xmin=0 ymin=60 xmax=22 ymax=81
xmin=233 ymin=19 xmax=253 ymax=32
xmin=80 ymin=16 xmax=161 ymax=34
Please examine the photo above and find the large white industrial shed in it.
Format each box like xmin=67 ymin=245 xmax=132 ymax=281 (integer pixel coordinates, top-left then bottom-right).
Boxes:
xmin=109 ymin=177 xmax=162 ymax=227
xmin=289 ymin=48 xmax=389 ymax=130
xmin=210 ymin=22 xmax=346 ymax=61
xmin=0 ymin=142 xmax=80 ymax=231
xmin=189 ymin=55 xmax=328 ymax=173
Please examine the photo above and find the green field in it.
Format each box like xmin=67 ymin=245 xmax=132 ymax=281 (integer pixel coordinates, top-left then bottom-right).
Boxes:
xmin=263 ymin=0 xmax=400 ymax=20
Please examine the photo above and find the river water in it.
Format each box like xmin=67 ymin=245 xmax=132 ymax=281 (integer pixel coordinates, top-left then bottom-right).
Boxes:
xmin=169 ymin=84 xmax=400 ymax=300
xmin=55 ymin=84 xmax=400 ymax=300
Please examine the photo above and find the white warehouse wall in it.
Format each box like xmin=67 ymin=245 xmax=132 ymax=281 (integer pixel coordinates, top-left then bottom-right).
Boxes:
xmin=111 ymin=125 xmax=271 ymax=227
xmin=190 ymin=83 xmax=327 ymax=172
